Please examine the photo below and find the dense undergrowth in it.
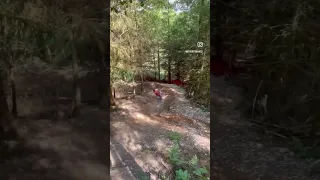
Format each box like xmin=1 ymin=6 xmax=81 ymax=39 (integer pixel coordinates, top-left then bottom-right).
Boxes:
xmin=214 ymin=0 xmax=320 ymax=153
xmin=161 ymin=131 xmax=209 ymax=180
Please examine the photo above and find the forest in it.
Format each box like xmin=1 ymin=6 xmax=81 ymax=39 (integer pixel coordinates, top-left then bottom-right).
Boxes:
xmin=211 ymin=0 xmax=320 ymax=179
xmin=110 ymin=0 xmax=210 ymax=107
xmin=0 ymin=0 xmax=210 ymax=179
xmin=0 ymin=0 xmax=112 ymax=179
xmin=214 ymin=0 xmax=320 ymax=152
xmin=110 ymin=0 xmax=210 ymax=179
xmin=0 ymin=0 xmax=319 ymax=179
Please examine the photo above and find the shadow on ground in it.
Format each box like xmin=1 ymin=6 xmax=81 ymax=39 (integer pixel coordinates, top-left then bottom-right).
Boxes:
xmin=210 ymin=75 xmax=317 ymax=180
xmin=111 ymin=82 xmax=210 ymax=179
xmin=0 ymin=107 xmax=111 ymax=180
xmin=1 ymin=62 xmax=111 ymax=180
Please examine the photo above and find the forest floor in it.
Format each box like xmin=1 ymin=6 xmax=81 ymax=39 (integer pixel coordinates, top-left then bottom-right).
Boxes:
xmin=0 ymin=61 xmax=112 ymax=180
xmin=0 ymin=107 xmax=111 ymax=180
xmin=210 ymin=75 xmax=319 ymax=180
xmin=111 ymin=78 xmax=319 ymax=180
xmin=110 ymin=82 xmax=210 ymax=180
xmin=0 ymin=59 xmax=318 ymax=180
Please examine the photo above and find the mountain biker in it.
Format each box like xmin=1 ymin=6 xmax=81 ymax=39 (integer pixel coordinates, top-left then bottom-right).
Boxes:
xmin=153 ymin=88 xmax=162 ymax=102
xmin=153 ymin=88 xmax=164 ymax=115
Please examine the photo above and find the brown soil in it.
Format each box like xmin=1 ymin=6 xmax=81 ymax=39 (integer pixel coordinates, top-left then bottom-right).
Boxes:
xmin=0 ymin=62 xmax=111 ymax=180
xmin=0 ymin=107 xmax=111 ymax=180
xmin=0 ymin=60 xmax=318 ymax=180
xmin=211 ymin=75 xmax=318 ymax=180
xmin=111 ymin=82 xmax=210 ymax=180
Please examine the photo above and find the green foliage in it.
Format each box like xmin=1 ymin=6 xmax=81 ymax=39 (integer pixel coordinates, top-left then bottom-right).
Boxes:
xmin=111 ymin=1 xmax=154 ymax=82
xmin=175 ymin=169 xmax=190 ymax=180
xmin=111 ymin=0 xmax=210 ymax=107
xmin=111 ymin=67 xmax=135 ymax=82
xmin=0 ymin=0 xmax=109 ymax=147
xmin=193 ymin=167 xmax=208 ymax=177
xmin=168 ymin=143 xmax=183 ymax=165
xmin=185 ymin=65 xmax=210 ymax=106
xmin=189 ymin=155 xmax=199 ymax=167
xmin=215 ymin=0 xmax=320 ymax=145
xmin=136 ymin=171 xmax=149 ymax=180
xmin=169 ymin=131 xmax=182 ymax=143
xmin=0 ymin=0 xmax=109 ymax=70
xmin=167 ymin=131 xmax=209 ymax=180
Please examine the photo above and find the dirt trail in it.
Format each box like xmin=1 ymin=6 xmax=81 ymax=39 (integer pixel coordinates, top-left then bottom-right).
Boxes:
xmin=0 ymin=63 xmax=113 ymax=180
xmin=0 ymin=107 xmax=110 ymax=180
xmin=211 ymin=75 xmax=318 ymax=180
xmin=111 ymin=82 xmax=210 ymax=180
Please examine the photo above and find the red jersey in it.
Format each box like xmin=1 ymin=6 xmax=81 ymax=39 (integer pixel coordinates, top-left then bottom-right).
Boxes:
xmin=153 ymin=89 xmax=162 ymax=97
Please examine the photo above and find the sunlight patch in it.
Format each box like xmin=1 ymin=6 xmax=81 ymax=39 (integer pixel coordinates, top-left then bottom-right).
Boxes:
xmin=128 ymin=141 xmax=142 ymax=152
xmin=154 ymin=138 xmax=172 ymax=153
xmin=139 ymin=153 xmax=170 ymax=178
xmin=132 ymin=112 xmax=148 ymax=119
xmin=122 ymin=103 xmax=139 ymax=111
xmin=131 ymin=112 xmax=159 ymax=125
xmin=120 ymin=111 xmax=129 ymax=116
xmin=113 ymin=127 xmax=144 ymax=153
xmin=168 ymin=87 xmax=183 ymax=95
xmin=176 ymin=96 xmax=187 ymax=102
xmin=191 ymin=134 xmax=210 ymax=151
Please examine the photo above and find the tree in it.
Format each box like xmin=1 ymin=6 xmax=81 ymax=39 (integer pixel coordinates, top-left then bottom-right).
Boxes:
xmin=0 ymin=0 xmax=56 ymax=141
xmin=215 ymin=0 xmax=320 ymax=141
xmin=0 ymin=0 xmax=109 ymax=144
xmin=110 ymin=0 xmax=210 ymax=106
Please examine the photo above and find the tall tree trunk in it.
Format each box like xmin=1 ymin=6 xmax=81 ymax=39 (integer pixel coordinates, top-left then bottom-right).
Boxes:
xmin=168 ymin=54 xmax=171 ymax=83
xmin=153 ymin=50 xmax=157 ymax=79
xmin=98 ymin=40 xmax=109 ymax=108
xmin=46 ymin=45 xmax=52 ymax=64
xmin=0 ymin=71 xmax=17 ymax=142
xmin=176 ymin=60 xmax=181 ymax=80
xmin=198 ymin=0 xmax=204 ymax=41
xmin=98 ymin=40 xmax=108 ymax=70
xmin=110 ymin=85 xmax=115 ymax=106
xmin=139 ymin=49 xmax=144 ymax=93
xmin=229 ymin=48 xmax=237 ymax=75
xmin=140 ymin=74 xmax=143 ymax=94
xmin=198 ymin=0 xmax=205 ymax=71
xmin=214 ymin=1 xmax=224 ymax=60
xmin=71 ymin=41 xmax=81 ymax=117
xmin=157 ymin=46 xmax=161 ymax=80
xmin=167 ymin=1 xmax=171 ymax=83
xmin=9 ymin=67 xmax=17 ymax=117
